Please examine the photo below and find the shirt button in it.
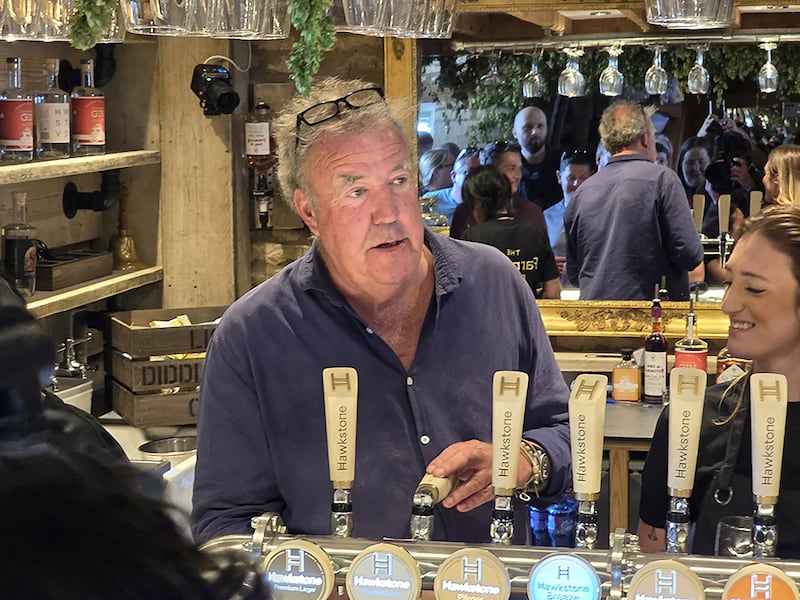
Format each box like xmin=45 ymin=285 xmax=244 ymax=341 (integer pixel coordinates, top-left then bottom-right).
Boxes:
xmin=407 ymin=376 xmax=413 ymax=386
xmin=366 ymin=327 xmax=374 ymax=334
xmin=420 ymin=435 xmax=430 ymax=445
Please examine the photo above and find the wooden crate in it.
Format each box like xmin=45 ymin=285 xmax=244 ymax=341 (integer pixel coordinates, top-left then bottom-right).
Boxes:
xmin=109 ymin=306 xmax=225 ymax=358
xmin=111 ymin=381 xmax=199 ymax=427
xmin=108 ymin=306 xmax=225 ymax=427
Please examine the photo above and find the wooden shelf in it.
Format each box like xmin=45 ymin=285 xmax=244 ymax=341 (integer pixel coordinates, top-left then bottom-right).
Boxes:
xmin=0 ymin=150 xmax=161 ymax=185
xmin=27 ymin=266 xmax=164 ymax=318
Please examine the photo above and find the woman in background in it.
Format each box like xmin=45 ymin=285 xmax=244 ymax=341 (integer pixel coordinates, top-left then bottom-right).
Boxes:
xmin=461 ymin=165 xmax=560 ymax=299
xmin=763 ymin=144 xmax=800 ymax=206
xmin=638 ymin=205 xmax=800 ymax=558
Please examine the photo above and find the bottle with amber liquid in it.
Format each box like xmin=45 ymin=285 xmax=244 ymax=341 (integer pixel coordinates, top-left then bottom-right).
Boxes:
xmin=644 ymin=298 xmax=668 ymax=404
xmin=612 ymin=348 xmax=641 ymax=402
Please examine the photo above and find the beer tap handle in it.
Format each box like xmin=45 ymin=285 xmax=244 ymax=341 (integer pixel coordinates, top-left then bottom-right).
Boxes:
xmin=323 ymin=367 xmax=359 ymax=537
xmin=568 ymin=374 xmax=608 ymax=549
xmin=410 ymin=473 xmax=458 ymax=541
xmin=692 ymin=194 xmax=705 ymax=235
xmin=718 ymin=194 xmax=732 ymax=267
xmin=750 ymin=373 xmax=788 ymax=557
xmin=490 ymin=370 xmax=528 ymax=545
xmin=750 ymin=190 xmax=763 ymax=218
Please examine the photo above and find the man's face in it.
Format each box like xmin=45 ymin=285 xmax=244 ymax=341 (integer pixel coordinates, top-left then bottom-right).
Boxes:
xmin=557 ymin=162 xmax=594 ymax=202
xmin=451 ymin=155 xmax=480 ymax=203
xmin=513 ymin=108 xmax=548 ymax=156
xmin=293 ymin=127 xmax=426 ymax=301
xmin=682 ymin=147 xmax=711 ymax=189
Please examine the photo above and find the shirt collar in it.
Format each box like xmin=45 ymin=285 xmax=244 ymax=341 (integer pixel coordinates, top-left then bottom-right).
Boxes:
xmin=607 ymin=153 xmax=653 ymax=165
xmin=296 ymin=229 xmax=466 ymax=302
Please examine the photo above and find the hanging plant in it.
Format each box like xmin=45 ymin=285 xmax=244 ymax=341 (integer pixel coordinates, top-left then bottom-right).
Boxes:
xmin=69 ymin=0 xmax=118 ymax=50
xmin=287 ymin=0 xmax=336 ymax=97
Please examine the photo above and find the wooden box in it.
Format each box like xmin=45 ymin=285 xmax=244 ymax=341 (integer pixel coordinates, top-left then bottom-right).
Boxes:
xmin=108 ymin=306 xmax=226 ymax=427
xmin=36 ymin=250 xmax=114 ymax=291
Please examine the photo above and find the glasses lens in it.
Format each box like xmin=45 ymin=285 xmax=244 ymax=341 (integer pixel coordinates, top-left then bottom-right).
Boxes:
xmin=345 ymin=87 xmax=384 ymax=108
xmin=301 ymin=101 xmax=340 ymax=126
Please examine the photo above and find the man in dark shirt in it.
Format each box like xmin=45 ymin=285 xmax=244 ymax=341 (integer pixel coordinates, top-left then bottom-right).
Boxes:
xmin=565 ymin=101 xmax=705 ymax=301
xmin=512 ymin=106 xmax=563 ymax=211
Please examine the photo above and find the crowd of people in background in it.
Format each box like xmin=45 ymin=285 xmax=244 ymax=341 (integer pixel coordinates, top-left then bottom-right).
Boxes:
xmin=420 ymin=101 xmax=800 ymax=299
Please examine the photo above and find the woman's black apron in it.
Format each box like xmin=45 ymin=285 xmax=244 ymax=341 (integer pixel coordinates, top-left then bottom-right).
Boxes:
xmin=691 ymin=390 xmax=800 ymax=558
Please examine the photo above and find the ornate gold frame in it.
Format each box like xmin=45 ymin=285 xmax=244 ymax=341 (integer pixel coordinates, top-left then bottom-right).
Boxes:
xmin=538 ymin=300 xmax=729 ymax=340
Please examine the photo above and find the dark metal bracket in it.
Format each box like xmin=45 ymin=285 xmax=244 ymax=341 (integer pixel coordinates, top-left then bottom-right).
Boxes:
xmin=63 ymin=170 xmax=122 ymax=219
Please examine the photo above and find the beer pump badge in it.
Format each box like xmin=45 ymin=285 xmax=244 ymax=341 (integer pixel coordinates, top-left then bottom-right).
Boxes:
xmin=626 ymin=560 xmax=705 ymax=600
xmin=434 ymin=548 xmax=511 ymax=600
xmin=262 ymin=540 xmax=334 ymax=600
xmin=722 ymin=564 xmax=800 ymax=600
xmin=526 ymin=554 xmax=600 ymax=600
xmin=346 ymin=543 xmax=422 ymax=600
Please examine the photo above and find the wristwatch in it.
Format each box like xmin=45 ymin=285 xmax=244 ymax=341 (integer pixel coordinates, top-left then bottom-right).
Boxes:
xmin=519 ymin=438 xmax=551 ymax=494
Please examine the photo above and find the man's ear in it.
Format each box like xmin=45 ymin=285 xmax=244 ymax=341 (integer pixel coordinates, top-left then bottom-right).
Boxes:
xmin=294 ymin=189 xmax=320 ymax=235
xmin=556 ymin=170 xmax=563 ymax=186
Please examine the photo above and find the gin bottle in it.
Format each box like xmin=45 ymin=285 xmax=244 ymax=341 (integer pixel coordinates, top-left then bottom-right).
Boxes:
xmin=3 ymin=191 xmax=37 ymax=297
xmin=0 ymin=57 xmax=34 ymax=164
xmin=71 ymin=59 xmax=105 ymax=156
xmin=35 ymin=58 xmax=70 ymax=160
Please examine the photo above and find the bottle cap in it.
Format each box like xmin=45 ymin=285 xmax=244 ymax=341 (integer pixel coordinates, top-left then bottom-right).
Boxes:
xmin=621 ymin=348 xmax=633 ymax=360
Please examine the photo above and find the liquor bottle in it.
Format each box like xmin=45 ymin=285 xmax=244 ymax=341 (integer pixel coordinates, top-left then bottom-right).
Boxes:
xmin=716 ymin=346 xmax=750 ymax=384
xmin=71 ymin=59 xmax=105 ymax=156
xmin=245 ymin=102 xmax=275 ymax=172
xmin=34 ymin=58 xmax=70 ymax=160
xmin=2 ymin=191 xmax=37 ymax=297
xmin=644 ymin=298 xmax=668 ymax=404
xmin=673 ymin=295 xmax=708 ymax=372
xmin=253 ymin=173 xmax=273 ymax=230
xmin=612 ymin=348 xmax=641 ymax=402
xmin=0 ymin=57 xmax=34 ymax=164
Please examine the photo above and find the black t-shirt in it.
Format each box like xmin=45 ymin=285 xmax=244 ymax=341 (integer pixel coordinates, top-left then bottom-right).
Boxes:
xmin=463 ymin=218 xmax=559 ymax=296
xmin=519 ymin=151 xmax=563 ymax=212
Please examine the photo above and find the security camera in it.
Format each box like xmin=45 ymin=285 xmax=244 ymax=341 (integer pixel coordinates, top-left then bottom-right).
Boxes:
xmin=190 ymin=64 xmax=240 ymax=116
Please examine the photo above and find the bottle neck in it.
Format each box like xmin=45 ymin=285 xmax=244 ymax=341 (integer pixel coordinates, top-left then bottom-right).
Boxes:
xmin=81 ymin=64 xmax=95 ymax=88
xmin=651 ymin=317 xmax=662 ymax=333
xmin=13 ymin=199 xmax=27 ymax=223
xmin=7 ymin=61 xmax=21 ymax=90
xmin=686 ymin=314 xmax=695 ymax=340
xmin=45 ymin=65 xmax=59 ymax=90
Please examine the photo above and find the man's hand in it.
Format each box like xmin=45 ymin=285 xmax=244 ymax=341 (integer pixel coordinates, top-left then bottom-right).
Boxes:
xmin=426 ymin=440 xmax=532 ymax=512
xmin=554 ymin=255 xmax=566 ymax=275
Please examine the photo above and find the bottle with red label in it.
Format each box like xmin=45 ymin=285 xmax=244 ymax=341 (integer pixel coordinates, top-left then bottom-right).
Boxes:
xmin=674 ymin=293 xmax=708 ymax=372
xmin=0 ymin=57 xmax=34 ymax=164
xmin=71 ymin=58 xmax=105 ymax=156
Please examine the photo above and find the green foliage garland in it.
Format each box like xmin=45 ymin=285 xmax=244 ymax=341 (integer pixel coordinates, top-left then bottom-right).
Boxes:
xmin=431 ymin=44 xmax=800 ymax=145
xmin=287 ymin=0 xmax=336 ymax=97
xmin=69 ymin=0 xmax=118 ymax=50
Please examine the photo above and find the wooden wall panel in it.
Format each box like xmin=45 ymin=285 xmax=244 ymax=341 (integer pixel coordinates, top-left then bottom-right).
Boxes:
xmin=157 ymin=37 xmax=236 ymax=309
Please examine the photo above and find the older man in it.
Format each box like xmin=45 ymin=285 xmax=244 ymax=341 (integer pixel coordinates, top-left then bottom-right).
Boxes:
xmin=512 ymin=106 xmax=563 ymax=211
xmin=191 ymin=79 xmax=571 ymax=545
xmin=564 ymin=101 xmax=704 ymax=301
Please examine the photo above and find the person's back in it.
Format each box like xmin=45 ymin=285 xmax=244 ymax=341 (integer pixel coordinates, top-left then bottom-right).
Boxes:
xmin=565 ymin=101 xmax=703 ymax=301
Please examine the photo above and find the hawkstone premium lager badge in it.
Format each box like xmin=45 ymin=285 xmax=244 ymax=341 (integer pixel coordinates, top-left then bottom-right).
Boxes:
xmin=526 ymin=553 xmax=600 ymax=600
xmin=346 ymin=543 xmax=421 ymax=600
xmin=261 ymin=540 xmax=334 ymax=600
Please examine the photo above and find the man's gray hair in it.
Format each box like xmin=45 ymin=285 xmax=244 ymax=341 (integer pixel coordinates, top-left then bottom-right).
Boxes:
xmin=274 ymin=77 xmax=410 ymax=210
xmin=598 ymin=100 xmax=656 ymax=155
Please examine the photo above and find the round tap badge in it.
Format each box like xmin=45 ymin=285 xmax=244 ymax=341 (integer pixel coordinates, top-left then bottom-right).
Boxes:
xmin=261 ymin=540 xmax=334 ymax=600
xmin=722 ymin=563 xmax=800 ymax=600
xmin=627 ymin=559 xmax=705 ymax=600
xmin=526 ymin=553 xmax=600 ymax=600
xmin=434 ymin=548 xmax=510 ymax=600
xmin=345 ymin=543 xmax=422 ymax=600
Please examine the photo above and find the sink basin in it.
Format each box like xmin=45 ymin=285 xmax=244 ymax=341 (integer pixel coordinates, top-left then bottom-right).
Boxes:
xmin=48 ymin=377 xmax=93 ymax=413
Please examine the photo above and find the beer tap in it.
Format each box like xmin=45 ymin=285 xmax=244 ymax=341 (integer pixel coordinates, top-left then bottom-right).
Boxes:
xmin=322 ymin=367 xmax=358 ymax=537
xmin=568 ymin=374 xmax=608 ymax=550
xmin=490 ymin=370 xmax=529 ymax=545
xmin=409 ymin=472 xmax=457 ymax=541
xmin=692 ymin=193 xmax=705 ymax=238
xmin=665 ymin=368 xmax=706 ymax=554
xmin=750 ymin=373 xmax=788 ymax=558
xmin=718 ymin=193 xmax=732 ymax=268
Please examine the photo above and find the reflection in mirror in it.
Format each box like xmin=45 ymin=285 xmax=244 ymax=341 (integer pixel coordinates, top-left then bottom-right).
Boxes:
xmin=418 ymin=41 xmax=800 ymax=301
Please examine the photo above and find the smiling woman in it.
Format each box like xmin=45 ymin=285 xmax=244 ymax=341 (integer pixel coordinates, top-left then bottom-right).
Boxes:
xmin=637 ymin=205 xmax=800 ymax=558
